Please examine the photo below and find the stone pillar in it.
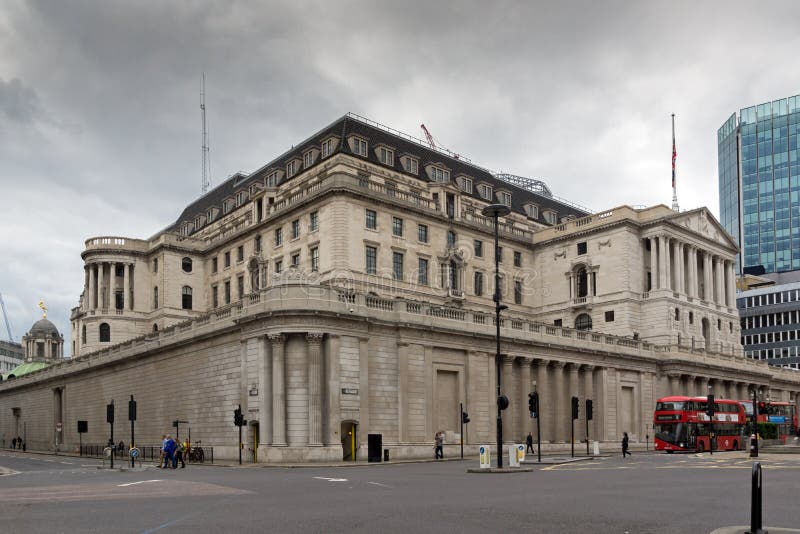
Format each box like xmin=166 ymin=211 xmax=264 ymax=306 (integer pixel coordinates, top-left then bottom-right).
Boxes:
xmin=662 ymin=236 xmax=671 ymax=290
xmin=325 ymin=335 xmax=341 ymax=446
xmin=703 ymin=253 xmax=712 ymax=301
xmin=257 ymin=336 xmax=272 ymax=445
xmin=583 ymin=365 xmax=595 ymax=440
xmin=502 ymin=355 xmax=515 ymax=443
xmin=649 ymin=237 xmax=658 ymax=291
xmin=109 ymin=262 xmax=116 ymax=310
xmin=307 ymin=333 xmax=324 ymax=446
xmin=677 ymin=242 xmax=685 ymax=294
xmin=88 ymin=263 xmax=96 ymax=310
xmin=688 ymin=247 xmax=697 ymax=298
xmin=727 ymin=261 xmax=736 ymax=307
xmin=672 ymin=240 xmax=680 ymax=292
xmin=715 ymin=257 xmax=724 ymax=305
xmin=658 ymin=236 xmax=668 ymax=289
xmin=552 ymin=361 xmax=566 ymax=442
xmin=535 ymin=359 xmax=549 ymax=443
xmin=123 ymin=263 xmax=130 ymax=311
xmin=270 ymin=334 xmax=287 ymax=446
xmin=98 ymin=262 xmax=106 ymax=309
xmin=669 ymin=374 xmax=680 ymax=396
xmin=518 ymin=357 xmax=532 ymax=441
xmin=568 ymin=363 xmax=579 ymax=441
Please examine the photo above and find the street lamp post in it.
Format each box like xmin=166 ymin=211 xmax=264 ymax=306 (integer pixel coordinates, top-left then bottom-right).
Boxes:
xmin=751 ymin=387 xmax=759 ymax=458
xmin=482 ymin=203 xmax=511 ymax=468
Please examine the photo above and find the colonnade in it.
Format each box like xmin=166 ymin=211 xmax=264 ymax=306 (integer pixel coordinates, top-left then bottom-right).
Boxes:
xmin=85 ymin=261 xmax=134 ymax=312
xmin=666 ymin=373 xmax=797 ymax=404
xmin=645 ymin=235 xmax=735 ymax=307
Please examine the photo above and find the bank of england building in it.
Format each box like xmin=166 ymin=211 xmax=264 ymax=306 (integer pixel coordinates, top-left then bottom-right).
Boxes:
xmin=2 ymin=114 xmax=799 ymax=461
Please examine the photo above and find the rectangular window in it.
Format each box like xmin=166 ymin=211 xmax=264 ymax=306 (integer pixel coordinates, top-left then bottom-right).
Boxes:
xmin=431 ymin=167 xmax=449 ymax=182
xmin=498 ymin=246 xmax=503 ymax=263
xmin=153 ymin=258 xmax=158 ymax=272
xmin=303 ymin=151 xmax=314 ymax=168
xmin=254 ymin=236 xmax=261 ymax=253
xmin=392 ymin=216 xmax=404 ymax=237
xmin=266 ymin=172 xmax=278 ymax=188
xmin=287 ymin=160 xmax=296 ymax=177
xmin=605 ymin=310 xmax=615 ymax=322
xmin=514 ymin=280 xmax=522 ymax=304
xmin=554 ymin=319 xmax=562 ymax=327
xmin=153 ymin=287 xmax=158 ymax=309
xmin=237 ymin=245 xmax=244 ymax=262
xmin=275 ymin=228 xmax=283 ymax=246
xmin=275 ymin=260 xmax=283 ymax=274
xmin=353 ymin=138 xmax=367 ymax=156
xmin=238 ymin=275 xmax=244 ymax=299
xmin=577 ymin=242 xmax=587 ymax=255
xmin=366 ymin=246 xmax=377 ymax=274
xmin=365 ymin=209 xmax=377 ymax=230
xmin=311 ymin=247 xmax=319 ymax=272
xmin=418 ymin=258 xmax=429 ymax=285
xmin=224 ymin=281 xmax=231 ymax=304
xmin=457 ymin=176 xmax=473 ymax=193
xmin=291 ymin=253 xmax=300 ymax=267
xmin=224 ymin=251 xmax=231 ymax=268
xmin=513 ymin=251 xmax=522 ymax=267
xmin=321 ymin=139 xmax=333 ymax=158
xmin=310 ymin=211 xmax=318 ymax=232
xmin=418 ymin=224 xmax=428 ymax=243
xmin=379 ymin=147 xmax=394 ymax=166
xmin=474 ymin=271 xmax=483 ymax=296
xmin=404 ymin=157 xmax=418 ymax=175
xmin=474 ymin=240 xmax=483 ymax=257
xmin=292 ymin=219 xmax=300 ymax=239
xmin=393 ymin=251 xmax=404 ymax=280
xmin=478 ymin=184 xmax=493 ymax=200
xmin=212 ymin=285 xmax=218 ymax=308
xmin=524 ymin=204 xmax=539 ymax=219
xmin=212 ymin=257 xmax=218 ymax=273
xmin=498 ymin=191 xmax=512 ymax=206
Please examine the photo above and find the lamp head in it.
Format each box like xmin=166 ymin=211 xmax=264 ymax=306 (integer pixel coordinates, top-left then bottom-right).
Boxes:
xmin=481 ymin=204 xmax=511 ymax=218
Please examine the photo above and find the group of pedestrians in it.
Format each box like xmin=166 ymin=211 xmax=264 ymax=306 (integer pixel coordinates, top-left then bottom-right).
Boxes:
xmin=431 ymin=430 xmax=634 ymax=459
xmin=9 ymin=436 xmax=23 ymax=450
xmin=158 ymin=435 xmax=187 ymax=469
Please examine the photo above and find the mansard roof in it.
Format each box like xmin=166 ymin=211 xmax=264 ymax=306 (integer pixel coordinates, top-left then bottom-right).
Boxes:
xmin=167 ymin=114 xmax=590 ymax=234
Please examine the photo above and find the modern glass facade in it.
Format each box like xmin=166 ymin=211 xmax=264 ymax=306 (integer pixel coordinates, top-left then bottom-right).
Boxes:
xmin=717 ymin=95 xmax=800 ymax=274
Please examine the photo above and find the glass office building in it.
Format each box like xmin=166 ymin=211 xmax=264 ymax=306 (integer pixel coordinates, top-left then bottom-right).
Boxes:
xmin=717 ymin=95 xmax=800 ymax=274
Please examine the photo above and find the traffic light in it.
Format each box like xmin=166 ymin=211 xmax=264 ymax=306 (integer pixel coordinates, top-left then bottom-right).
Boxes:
xmin=571 ymin=396 xmax=579 ymax=420
xmin=106 ymin=402 xmax=114 ymax=424
xmin=462 ymin=411 xmax=470 ymax=424
xmin=497 ymin=394 xmax=509 ymax=411
xmin=128 ymin=398 xmax=137 ymax=422
xmin=586 ymin=399 xmax=593 ymax=421
xmin=706 ymin=394 xmax=715 ymax=418
xmin=528 ymin=392 xmax=539 ymax=418
xmin=234 ymin=406 xmax=244 ymax=426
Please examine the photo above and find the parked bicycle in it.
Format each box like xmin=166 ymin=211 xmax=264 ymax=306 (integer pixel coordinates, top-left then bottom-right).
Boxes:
xmin=187 ymin=440 xmax=205 ymax=463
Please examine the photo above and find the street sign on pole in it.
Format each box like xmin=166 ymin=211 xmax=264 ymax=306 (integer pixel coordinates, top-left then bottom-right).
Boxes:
xmin=479 ymin=445 xmax=491 ymax=469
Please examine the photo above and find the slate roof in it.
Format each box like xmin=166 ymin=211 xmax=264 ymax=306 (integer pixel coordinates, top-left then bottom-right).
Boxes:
xmin=167 ymin=114 xmax=590 ymax=235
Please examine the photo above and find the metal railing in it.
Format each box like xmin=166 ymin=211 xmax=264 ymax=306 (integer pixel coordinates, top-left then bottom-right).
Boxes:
xmin=79 ymin=444 xmax=213 ymax=464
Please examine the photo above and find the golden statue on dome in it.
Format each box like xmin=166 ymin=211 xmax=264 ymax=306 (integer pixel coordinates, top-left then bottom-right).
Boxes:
xmin=38 ymin=299 xmax=47 ymax=319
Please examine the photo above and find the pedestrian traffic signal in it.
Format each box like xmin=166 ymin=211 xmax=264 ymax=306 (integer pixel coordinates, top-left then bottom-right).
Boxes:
xmin=462 ymin=411 xmax=470 ymax=424
xmin=706 ymin=394 xmax=715 ymax=418
xmin=586 ymin=399 xmax=593 ymax=421
xmin=497 ymin=394 xmax=509 ymax=411
xmin=571 ymin=396 xmax=579 ymax=420
xmin=528 ymin=392 xmax=539 ymax=419
xmin=106 ymin=402 xmax=114 ymax=424
xmin=234 ymin=406 xmax=244 ymax=426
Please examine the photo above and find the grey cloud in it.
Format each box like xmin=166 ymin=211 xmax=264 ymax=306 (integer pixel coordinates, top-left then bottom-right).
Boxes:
xmin=0 ymin=77 xmax=44 ymax=123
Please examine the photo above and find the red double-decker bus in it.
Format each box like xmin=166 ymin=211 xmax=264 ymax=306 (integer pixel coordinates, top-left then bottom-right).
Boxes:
xmin=739 ymin=400 xmax=798 ymax=442
xmin=653 ymin=396 xmax=746 ymax=453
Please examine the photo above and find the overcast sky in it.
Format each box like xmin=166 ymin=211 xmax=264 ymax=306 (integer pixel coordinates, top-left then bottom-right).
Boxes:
xmin=1 ymin=0 xmax=799 ymax=355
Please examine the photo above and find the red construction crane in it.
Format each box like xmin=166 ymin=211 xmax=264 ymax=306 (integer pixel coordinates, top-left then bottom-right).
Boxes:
xmin=420 ymin=124 xmax=436 ymax=149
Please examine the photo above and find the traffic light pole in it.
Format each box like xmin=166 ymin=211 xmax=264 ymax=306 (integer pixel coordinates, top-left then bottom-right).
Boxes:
xmin=585 ymin=412 xmax=589 ymax=456
xmin=238 ymin=403 xmax=243 ymax=465
xmin=460 ymin=402 xmax=464 ymax=460
xmin=571 ymin=416 xmax=574 ymax=458
xmin=129 ymin=395 xmax=137 ymax=469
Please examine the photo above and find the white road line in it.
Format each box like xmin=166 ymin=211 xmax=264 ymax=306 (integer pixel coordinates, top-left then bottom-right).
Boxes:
xmin=367 ymin=482 xmax=391 ymax=488
xmin=312 ymin=476 xmax=348 ymax=482
xmin=60 ymin=461 xmax=74 ymax=465
xmin=117 ymin=479 xmax=163 ymax=487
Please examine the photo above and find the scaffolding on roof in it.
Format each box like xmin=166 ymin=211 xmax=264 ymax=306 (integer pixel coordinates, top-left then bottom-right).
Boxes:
xmin=493 ymin=173 xmax=553 ymax=198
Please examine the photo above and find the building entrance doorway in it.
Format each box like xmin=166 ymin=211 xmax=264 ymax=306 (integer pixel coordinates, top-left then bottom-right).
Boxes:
xmin=250 ymin=422 xmax=259 ymax=463
xmin=341 ymin=421 xmax=358 ymax=461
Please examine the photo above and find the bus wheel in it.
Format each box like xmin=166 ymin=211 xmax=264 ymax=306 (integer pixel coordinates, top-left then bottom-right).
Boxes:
xmin=697 ymin=442 xmax=705 ymax=453
xmin=666 ymin=450 xmax=674 ymax=454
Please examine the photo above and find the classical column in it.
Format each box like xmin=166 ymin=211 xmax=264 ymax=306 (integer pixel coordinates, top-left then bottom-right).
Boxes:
xmin=688 ymin=247 xmax=697 ymax=298
xmin=672 ymin=240 xmax=680 ymax=292
xmin=518 ymin=357 xmax=532 ymax=441
xmin=270 ymin=334 xmax=287 ymax=446
xmin=658 ymin=236 xmax=668 ymax=289
xmin=649 ymin=237 xmax=658 ymax=291
xmin=257 ymin=336 xmax=272 ymax=445
xmin=88 ymin=263 xmax=96 ymax=310
xmin=552 ymin=361 xmax=566 ymax=442
xmin=502 ymin=355 xmax=515 ymax=443
xmin=109 ymin=262 xmax=116 ymax=310
xmin=703 ymin=253 xmax=712 ymax=301
xmin=669 ymin=374 xmax=680 ymax=396
xmin=715 ymin=257 xmax=724 ymax=305
xmin=677 ymin=242 xmax=685 ymax=294
xmin=583 ymin=365 xmax=595 ymax=440
xmin=568 ymin=363 xmax=579 ymax=440
xmin=662 ymin=236 xmax=671 ymax=290
xmin=726 ymin=261 xmax=736 ymax=307
xmin=98 ymin=262 xmax=106 ymax=309
xmin=123 ymin=263 xmax=131 ymax=311
xmin=536 ymin=359 xmax=549 ymax=443
xmin=325 ymin=335 xmax=341 ymax=446
xmin=307 ymin=333 xmax=324 ymax=446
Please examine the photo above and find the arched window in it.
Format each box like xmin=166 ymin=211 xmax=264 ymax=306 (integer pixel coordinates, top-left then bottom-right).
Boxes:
xmin=182 ymin=257 xmax=193 ymax=273
xmin=674 ymin=308 xmax=680 ymax=321
xmin=182 ymin=286 xmax=193 ymax=310
xmin=81 ymin=325 xmax=86 ymax=344
xmin=575 ymin=313 xmax=592 ymax=331
xmin=576 ymin=268 xmax=588 ymax=298
xmin=99 ymin=323 xmax=111 ymax=342
xmin=152 ymin=323 xmax=158 ymax=332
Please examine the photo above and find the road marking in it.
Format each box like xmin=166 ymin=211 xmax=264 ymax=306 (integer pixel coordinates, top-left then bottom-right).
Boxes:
xmin=117 ymin=479 xmax=163 ymax=487
xmin=313 ymin=476 xmax=348 ymax=482
xmin=367 ymin=481 xmax=391 ymax=488
xmin=60 ymin=461 xmax=74 ymax=465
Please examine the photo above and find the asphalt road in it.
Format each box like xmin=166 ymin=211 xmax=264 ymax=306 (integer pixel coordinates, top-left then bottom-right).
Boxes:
xmin=1 ymin=449 xmax=798 ymax=533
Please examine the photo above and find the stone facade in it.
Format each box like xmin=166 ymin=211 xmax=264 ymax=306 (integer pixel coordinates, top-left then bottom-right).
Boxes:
xmin=3 ymin=114 xmax=800 ymax=461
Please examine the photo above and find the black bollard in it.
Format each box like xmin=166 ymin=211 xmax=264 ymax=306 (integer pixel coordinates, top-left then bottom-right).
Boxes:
xmin=747 ymin=462 xmax=766 ymax=534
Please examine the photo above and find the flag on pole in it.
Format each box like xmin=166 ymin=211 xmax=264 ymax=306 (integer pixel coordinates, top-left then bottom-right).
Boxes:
xmin=671 ymin=130 xmax=677 ymax=189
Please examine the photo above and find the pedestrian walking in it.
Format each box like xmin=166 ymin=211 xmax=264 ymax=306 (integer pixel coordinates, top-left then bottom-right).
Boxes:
xmin=158 ymin=434 xmax=167 ymax=468
xmin=118 ymin=440 xmax=125 ymax=458
xmin=434 ymin=431 xmax=444 ymax=460
xmin=622 ymin=432 xmax=631 ymax=458
xmin=163 ymin=436 xmax=177 ymax=468
xmin=11 ymin=437 xmax=16 ymax=449
xmin=526 ymin=432 xmax=535 ymax=454
xmin=175 ymin=439 xmax=186 ymax=468
xmin=17 ymin=436 xmax=22 ymax=449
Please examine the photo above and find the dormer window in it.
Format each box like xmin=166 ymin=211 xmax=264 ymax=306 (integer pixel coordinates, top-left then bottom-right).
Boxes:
xmin=523 ymin=203 xmax=539 ymax=219
xmin=457 ymin=176 xmax=473 ymax=194
xmin=321 ymin=138 xmax=334 ymax=158
xmin=287 ymin=160 xmax=297 ymax=178
xmin=402 ymin=156 xmax=419 ymax=175
xmin=194 ymin=215 xmax=204 ymax=230
xmin=543 ymin=210 xmax=557 ymax=224
xmin=266 ymin=171 xmax=279 ymax=188
xmin=223 ymin=197 xmax=235 ymax=214
xmin=497 ymin=191 xmax=512 ymax=207
xmin=236 ymin=191 xmax=247 ymax=207
xmin=207 ymin=207 xmax=218 ymax=223
xmin=430 ymin=166 xmax=449 ymax=183
xmin=303 ymin=150 xmax=314 ymax=169
xmin=478 ymin=183 xmax=493 ymax=200
xmin=352 ymin=137 xmax=368 ymax=156
xmin=378 ymin=147 xmax=394 ymax=166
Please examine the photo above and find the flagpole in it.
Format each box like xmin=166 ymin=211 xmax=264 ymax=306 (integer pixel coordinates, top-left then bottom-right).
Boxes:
xmin=671 ymin=113 xmax=680 ymax=212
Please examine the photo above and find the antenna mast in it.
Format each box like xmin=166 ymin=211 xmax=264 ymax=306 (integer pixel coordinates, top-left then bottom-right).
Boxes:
xmin=0 ymin=292 xmax=15 ymax=342
xmin=201 ymin=73 xmax=211 ymax=194
xmin=671 ymin=113 xmax=679 ymax=212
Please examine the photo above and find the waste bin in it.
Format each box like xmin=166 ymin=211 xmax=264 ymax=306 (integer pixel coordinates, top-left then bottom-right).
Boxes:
xmin=368 ymin=434 xmax=382 ymax=462
xmin=384 ymin=449 xmax=390 ymax=462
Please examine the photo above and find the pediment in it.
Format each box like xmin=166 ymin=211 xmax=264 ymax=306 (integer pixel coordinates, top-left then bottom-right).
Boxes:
xmin=669 ymin=209 xmax=738 ymax=250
